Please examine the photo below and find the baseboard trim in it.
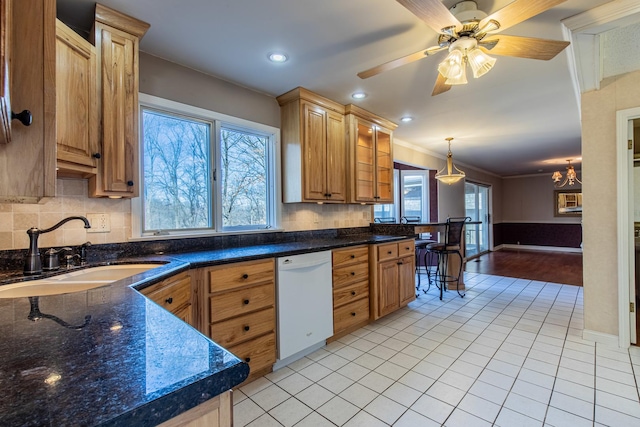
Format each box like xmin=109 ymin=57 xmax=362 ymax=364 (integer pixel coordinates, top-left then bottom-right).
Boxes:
xmin=497 ymin=244 xmax=582 ymax=254
xmin=582 ymin=329 xmax=622 ymax=347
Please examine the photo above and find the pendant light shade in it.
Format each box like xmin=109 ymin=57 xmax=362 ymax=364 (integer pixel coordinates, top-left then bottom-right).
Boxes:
xmin=435 ymin=138 xmax=465 ymax=185
xmin=466 ymin=47 xmax=496 ymax=78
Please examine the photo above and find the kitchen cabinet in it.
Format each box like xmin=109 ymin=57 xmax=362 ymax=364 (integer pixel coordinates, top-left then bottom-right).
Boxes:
xmin=332 ymin=245 xmax=370 ymax=338
xmin=345 ymin=104 xmax=396 ymax=204
xmin=55 ymin=19 xmax=98 ymax=178
xmin=277 ymin=87 xmax=347 ymax=203
xmin=203 ymin=258 xmax=276 ymax=382
xmin=0 ymin=0 xmax=56 ymax=203
xmin=0 ymin=0 xmax=10 ymax=145
xmin=90 ymin=4 xmax=149 ymax=198
xmin=157 ymin=390 xmax=232 ymax=427
xmin=370 ymin=239 xmax=415 ymax=320
xmin=140 ymin=272 xmax=193 ymax=325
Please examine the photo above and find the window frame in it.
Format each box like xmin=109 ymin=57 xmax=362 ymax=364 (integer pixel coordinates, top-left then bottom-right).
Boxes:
xmin=132 ymin=94 xmax=281 ymax=240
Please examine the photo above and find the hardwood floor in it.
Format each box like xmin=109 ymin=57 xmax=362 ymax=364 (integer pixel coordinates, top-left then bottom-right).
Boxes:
xmin=464 ymin=249 xmax=583 ymax=286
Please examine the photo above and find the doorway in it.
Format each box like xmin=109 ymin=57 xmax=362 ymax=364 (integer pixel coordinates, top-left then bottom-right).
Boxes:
xmin=464 ymin=181 xmax=490 ymax=259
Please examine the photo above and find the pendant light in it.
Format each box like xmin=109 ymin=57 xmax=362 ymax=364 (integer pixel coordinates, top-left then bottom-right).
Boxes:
xmin=552 ymin=159 xmax=582 ymax=187
xmin=435 ymin=137 xmax=465 ymax=185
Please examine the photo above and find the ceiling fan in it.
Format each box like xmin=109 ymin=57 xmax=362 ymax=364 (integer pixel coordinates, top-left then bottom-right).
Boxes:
xmin=358 ymin=0 xmax=571 ymax=96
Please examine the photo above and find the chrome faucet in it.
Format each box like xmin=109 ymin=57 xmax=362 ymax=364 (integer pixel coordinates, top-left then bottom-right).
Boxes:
xmin=24 ymin=216 xmax=91 ymax=275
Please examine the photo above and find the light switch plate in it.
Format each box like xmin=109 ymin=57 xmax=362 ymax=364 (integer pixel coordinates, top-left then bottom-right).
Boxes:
xmin=86 ymin=213 xmax=111 ymax=233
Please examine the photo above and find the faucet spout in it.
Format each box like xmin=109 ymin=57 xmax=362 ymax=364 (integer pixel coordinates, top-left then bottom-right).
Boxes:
xmin=24 ymin=216 xmax=92 ymax=275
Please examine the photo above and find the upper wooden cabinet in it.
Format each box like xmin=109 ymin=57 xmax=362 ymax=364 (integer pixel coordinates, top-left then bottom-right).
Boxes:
xmin=0 ymin=0 xmax=56 ymax=203
xmin=345 ymin=104 xmax=397 ymax=204
xmin=90 ymin=4 xmax=149 ymax=198
xmin=277 ymin=87 xmax=347 ymax=203
xmin=0 ymin=0 xmax=11 ymax=145
xmin=55 ymin=19 xmax=98 ymax=178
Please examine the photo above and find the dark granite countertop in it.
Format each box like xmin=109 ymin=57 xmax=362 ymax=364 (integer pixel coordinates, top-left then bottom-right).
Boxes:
xmin=0 ymin=232 xmax=410 ymax=426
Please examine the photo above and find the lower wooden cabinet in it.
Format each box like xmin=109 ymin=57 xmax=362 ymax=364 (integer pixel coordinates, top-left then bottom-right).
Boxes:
xmin=157 ymin=390 xmax=232 ymax=427
xmin=370 ymin=239 xmax=415 ymax=320
xmin=203 ymin=259 xmax=277 ymax=381
xmin=140 ymin=272 xmax=193 ymax=326
xmin=332 ymin=245 xmax=370 ymax=337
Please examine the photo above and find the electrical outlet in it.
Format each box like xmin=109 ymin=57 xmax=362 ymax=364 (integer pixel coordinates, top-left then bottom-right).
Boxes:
xmin=86 ymin=213 xmax=111 ymax=233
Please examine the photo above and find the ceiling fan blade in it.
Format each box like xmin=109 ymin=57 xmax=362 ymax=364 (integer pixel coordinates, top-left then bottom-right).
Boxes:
xmin=432 ymin=72 xmax=451 ymax=96
xmin=396 ymin=0 xmax=462 ymax=34
xmin=357 ymin=46 xmax=445 ymax=79
xmin=481 ymin=35 xmax=570 ymax=60
xmin=479 ymin=0 xmax=567 ymax=33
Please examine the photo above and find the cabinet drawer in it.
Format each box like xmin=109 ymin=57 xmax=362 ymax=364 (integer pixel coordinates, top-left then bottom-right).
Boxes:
xmin=398 ymin=240 xmax=415 ymax=257
xmin=332 ymin=246 xmax=369 ymax=268
xmin=208 ymin=259 xmax=275 ymax=293
xmin=210 ymin=282 xmax=274 ymax=322
xmin=228 ymin=332 xmax=276 ymax=374
xmin=210 ymin=307 xmax=275 ymax=347
xmin=333 ymin=262 xmax=369 ymax=288
xmin=334 ymin=298 xmax=370 ymax=333
xmin=333 ymin=281 xmax=369 ymax=308
xmin=142 ymin=273 xmax=191 ymax=313
xmin=377 ymin=242 xmax=398 ymax=261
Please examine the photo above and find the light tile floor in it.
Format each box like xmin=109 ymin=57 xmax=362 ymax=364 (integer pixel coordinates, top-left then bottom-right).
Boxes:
xmin=233 ymin=272 xmax=640 ymax=426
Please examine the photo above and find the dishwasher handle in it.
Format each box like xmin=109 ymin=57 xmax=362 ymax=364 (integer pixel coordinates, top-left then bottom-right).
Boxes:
xmin=278 ymin=256 xmax=330 ymax=271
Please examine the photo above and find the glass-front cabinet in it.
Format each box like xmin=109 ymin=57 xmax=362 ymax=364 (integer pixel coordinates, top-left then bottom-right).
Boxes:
xmin=347 ymin=104 xmax=397 ymax=204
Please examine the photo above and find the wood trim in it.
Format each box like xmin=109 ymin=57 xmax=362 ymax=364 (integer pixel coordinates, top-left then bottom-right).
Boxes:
xmin=156 ymin=390 xmax=232 ymax=427
xmin=276 ymin=87 xmax=344 ymax=114
xmin=345 ymin=104 xmax=398 ymax=130
xmin=94 ymin=3 xmax=150 ymax=38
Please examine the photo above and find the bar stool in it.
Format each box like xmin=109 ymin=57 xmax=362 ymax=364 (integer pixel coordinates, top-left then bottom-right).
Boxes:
xmin=425 ymin=216 xmax=470 ymax=300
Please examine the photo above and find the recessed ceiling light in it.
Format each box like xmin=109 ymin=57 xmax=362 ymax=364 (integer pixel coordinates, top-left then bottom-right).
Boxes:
xmin=400 ymin=116 xmax=413 ymax=123
xmin=351 ymin=92 xmax=367 ymax=99
xmin=268 ymin=52 xmax=288 ymax=63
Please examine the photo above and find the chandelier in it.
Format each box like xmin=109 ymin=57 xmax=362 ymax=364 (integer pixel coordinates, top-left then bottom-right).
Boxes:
xmin=435 ymin=137 xmax=466 ymax=185
xmin=552 ymin=160 xmax=581 ymax=187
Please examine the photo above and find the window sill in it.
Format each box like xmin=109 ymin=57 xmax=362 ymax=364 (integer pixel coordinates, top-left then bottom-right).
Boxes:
xmin=128 ymin=227 xmax=285 ymax=243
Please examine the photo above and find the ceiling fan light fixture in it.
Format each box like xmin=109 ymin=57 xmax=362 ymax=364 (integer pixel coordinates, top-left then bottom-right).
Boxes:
xmin=438 ymin=49 xmax=465 ymax=81
xmin=467 ymin=47 xmax=496 ymax=78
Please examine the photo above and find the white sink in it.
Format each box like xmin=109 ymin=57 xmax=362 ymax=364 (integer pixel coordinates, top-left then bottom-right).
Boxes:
xmin=0 ymin=264 xmax=159 ymax=298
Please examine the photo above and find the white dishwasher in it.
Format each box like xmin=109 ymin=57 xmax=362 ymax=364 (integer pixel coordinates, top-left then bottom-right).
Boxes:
xmin=276 ymin=251 xmax=333 ymax=365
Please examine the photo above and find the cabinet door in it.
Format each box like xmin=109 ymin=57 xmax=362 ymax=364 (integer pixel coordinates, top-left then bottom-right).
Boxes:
xmin=398 ymin=255 xmax=416 ymax=306
xmin=376 ymin=128 xmax=393 ymax=203
xmin=92 ymin=23 xmax=139 ymax=197
xmin=0 ymin=0 xmax=10 ymax=145
xmin=378 ymin=260 xmax=399 ymax=317
xmin=325 ymin=110 xmax=346 ymax=201
xmin=56 ymin=20 xmax=98 ymax=174
xmin=354 ymin=120 xmax=375 ymax=202
xmin=302 ymin=102 xmax=327 ymax=201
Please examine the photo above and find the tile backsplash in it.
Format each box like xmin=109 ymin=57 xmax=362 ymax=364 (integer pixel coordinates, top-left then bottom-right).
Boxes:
xmin=0 ymin=179 xmax=372 ymax=250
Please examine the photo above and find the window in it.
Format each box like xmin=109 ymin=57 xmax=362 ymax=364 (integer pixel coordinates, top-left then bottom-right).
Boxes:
xmin=373 ymin=169 xmax=430 ymax=223
xmin=136 ymin=94 xmax=279 ymax=237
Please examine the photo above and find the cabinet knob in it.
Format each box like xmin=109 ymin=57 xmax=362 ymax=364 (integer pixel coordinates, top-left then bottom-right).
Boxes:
xmin=245 ymin=357 xmax=251 ymax=363
xmin=126 ymin=180 xmax=134 ymax=186
xmin=351 ymin=291 xmax=356 ymax=296
xmin=92 ymin=153 xmax=101 ymax=159
xmin=244 ymin=325 xmax=250 ymax=332
xmin=242 ymin=274 xmax=249 ymax=279
xmin=397 ymin=262 xmax=403 ymax=265
xmin=350 ymin=271 xmax=355 ymax=276
xmin=11 ymin=110 xmax=32 ymax=126
xmin=388 ymin=251 xmax=392 ymax=254
xmin=351 ymin=312 xmax=356 ymax=317
xmin=165 ymin=297 xmax=173 ymax=304
xmin=243 ymin=299 xmax=250 ymax=305
xmin=350 ymin=254 xmax=355 ymax=259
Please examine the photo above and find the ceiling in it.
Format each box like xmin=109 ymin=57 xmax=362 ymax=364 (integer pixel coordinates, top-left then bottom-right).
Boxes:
xmin=57 ymin=0 xmax=628 ymax=177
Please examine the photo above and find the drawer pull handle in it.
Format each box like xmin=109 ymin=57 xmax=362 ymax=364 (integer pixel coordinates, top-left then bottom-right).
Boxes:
xmin=243 ymin=299 xmax=250 ymax=305
xmin=388 ymin=251 xmax=392 ymax=254
xmin=351 ymin=291 xmax=356 ymax=296
xmin=244 ymin=325 xmax=250 ymax=332
xmin=165 ymin=297 xmax=173 ymax=304
xmin=242 ymin=274 xmax=249 ymax=279
xmin=245 ymin=357 xmax=251 ymax=363
xmin=405 ymin=247 xmax=410 ymax=250
xmin=397 ymin=262 xmax=403 ymax=265
xmin=351 ymin=312 xmax=356 ymax=317
xmin=350 ymin=254 xmax=355 ymax=259
xmin=350 ymin=272 xmax=355 ymax=276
